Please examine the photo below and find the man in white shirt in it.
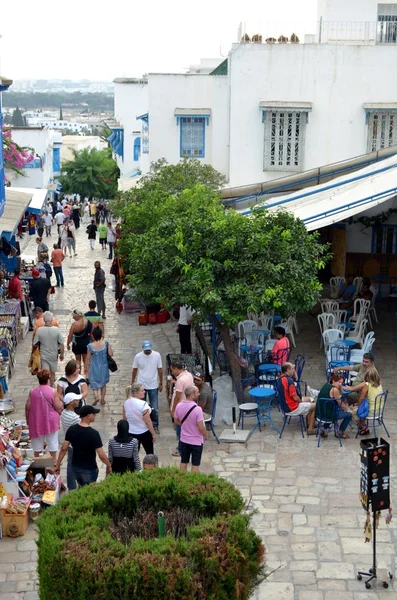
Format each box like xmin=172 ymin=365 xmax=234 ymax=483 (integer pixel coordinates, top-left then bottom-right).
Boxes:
xmin=54 ymin=210 xmax=65 ymax=234
xmin=132 ymin=340 xmax=163 ymax=432
xmin=177 ymin=305 xmax=194 ymax=354
xmin=43 ymin=211 xmax=53 ymax=237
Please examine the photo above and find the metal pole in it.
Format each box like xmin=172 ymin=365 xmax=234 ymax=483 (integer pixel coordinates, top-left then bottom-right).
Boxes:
xmin=157 ymin=511 xmax=165 ymax=538
xmin=372 ymin=511 xmax=377 ymax=577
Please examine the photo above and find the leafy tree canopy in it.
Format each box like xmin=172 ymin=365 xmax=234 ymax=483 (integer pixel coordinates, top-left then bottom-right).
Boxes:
xmin=114 ymin=159 xmax=330 ymax=379
xmin=59 ymin=147 xmax=119 ymax=199
xmin=3 ymin=91 xmax=113 ymax=112
xmin=11 ymin=107 xmax=25 ymax=126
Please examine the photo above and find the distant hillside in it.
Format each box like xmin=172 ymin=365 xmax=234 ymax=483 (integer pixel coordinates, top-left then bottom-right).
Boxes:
xmin=2 ymin=91 xmax=114 ymax=112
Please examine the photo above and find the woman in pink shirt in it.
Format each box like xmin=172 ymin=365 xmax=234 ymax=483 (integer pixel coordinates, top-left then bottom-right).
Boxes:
xmin=174 ymin=385 xmax=208 ymax=472
xmin=271 ymin=326 xmax=290 ymax=365
xmin=25 ymin=369 xmax=63 ymax=461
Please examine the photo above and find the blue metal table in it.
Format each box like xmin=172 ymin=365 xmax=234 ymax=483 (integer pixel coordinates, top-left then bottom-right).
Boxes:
xmin=258 ymin=363 xmax=281 ymax=373
xmin=249 ymin=387 xmax=279 ymax=433
xmin=337 ymin=338 xmax=356 ymax=360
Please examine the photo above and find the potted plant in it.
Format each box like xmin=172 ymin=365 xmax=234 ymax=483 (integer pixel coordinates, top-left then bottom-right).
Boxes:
xmin=290 ymin=33 xmax=300 ymax=43
xmin=278 ymin=35 xmax=288 ymax=43
xmin=252 ymin=34 xmax=263 ymax=43
xmin=266 ymin=37 xmax=276 ymax=43
xmin=241 ymin=33 xmax=251 ymax=43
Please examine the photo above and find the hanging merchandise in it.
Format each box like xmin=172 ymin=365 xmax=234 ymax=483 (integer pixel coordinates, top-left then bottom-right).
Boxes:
xmin=385 ymin=507 xmax=393 ymax=526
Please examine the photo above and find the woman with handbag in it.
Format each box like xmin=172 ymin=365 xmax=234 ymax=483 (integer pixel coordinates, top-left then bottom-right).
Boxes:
xmin=123 ymin=383 xmax=157 ymax=454
xmin=25 ymin=369 xmax=63 ymax=462
xmin=67 ymin=310 xmax=93 ymax=376
xmin=56 ymin=358 xmax=88 ymax=413
xmin=86 ymin=326 xmax=113 ymax=406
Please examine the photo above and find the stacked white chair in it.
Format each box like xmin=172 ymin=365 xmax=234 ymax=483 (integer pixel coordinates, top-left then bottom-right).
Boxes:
xmin=347 ymin=318 xmax=368 ymax=346
xmin=322 ymin=329 xmax=343 ymax=355
xmin=318 ymin=313 xmax=336 ymax=348
xmin=321 ymin=300 xmax=338 ymax=313
xmin=350 ymin=299 xmax=371 ymax=323
xmin=353 ymin=276 xmax=363 ymax=295
xmin=279 ymin=317 xmax=296 ymax=348
xmin=330 ymin=276 xmax=345 ymax=299
xmin=350 ymin=332 xmax=375 ymax=362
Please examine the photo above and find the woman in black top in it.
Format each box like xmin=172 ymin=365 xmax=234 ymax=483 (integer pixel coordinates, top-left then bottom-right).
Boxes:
xmin=67 ymin=310 xmax=93 ymax=376
xmin=86 ymin=219 xmax=97 ymax=250
xmin=108 ymin=420 xmax=142 ymax=474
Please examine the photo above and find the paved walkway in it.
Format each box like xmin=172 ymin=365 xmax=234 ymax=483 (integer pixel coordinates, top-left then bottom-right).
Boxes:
xmin=2 ymin=225 xmax=397 ymax=599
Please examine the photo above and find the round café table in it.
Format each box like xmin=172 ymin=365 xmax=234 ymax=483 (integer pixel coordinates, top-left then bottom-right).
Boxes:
xmin=248 ymin=387 xmax=279 ymax=433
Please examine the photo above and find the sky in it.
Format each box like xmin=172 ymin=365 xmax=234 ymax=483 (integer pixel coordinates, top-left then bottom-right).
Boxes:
xmin=1 ymin=0 xmax=318 ymax=81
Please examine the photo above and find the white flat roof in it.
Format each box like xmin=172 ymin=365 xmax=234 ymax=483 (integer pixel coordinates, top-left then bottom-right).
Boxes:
xmin=1 ymin=189 xmax=33 ymax=236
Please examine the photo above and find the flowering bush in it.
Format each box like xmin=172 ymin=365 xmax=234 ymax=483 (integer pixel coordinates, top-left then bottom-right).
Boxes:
xmin=2 ymin=125 xmax=35 ymax=175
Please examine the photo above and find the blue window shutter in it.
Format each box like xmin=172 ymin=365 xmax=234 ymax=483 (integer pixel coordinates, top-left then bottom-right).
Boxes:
xmin=133 ymin=137 xmax=141 ymax=161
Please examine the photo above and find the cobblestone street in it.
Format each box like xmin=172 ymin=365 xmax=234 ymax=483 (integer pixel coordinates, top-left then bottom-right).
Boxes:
xmin=2 ymin=225 xmax=397 ymax=599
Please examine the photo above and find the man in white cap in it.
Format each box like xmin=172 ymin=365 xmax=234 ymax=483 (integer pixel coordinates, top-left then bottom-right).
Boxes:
xmin=60 ymin=393 xmax=81 ymax=491
xmin=33 ymin=311 xmax=64 ymax=386
xmin=131 ymin=341 xmax=163 ymax=433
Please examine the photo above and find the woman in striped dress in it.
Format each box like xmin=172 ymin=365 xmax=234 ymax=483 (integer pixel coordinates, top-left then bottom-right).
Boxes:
xmin=108 ymin=420 xmax=142 ymax=474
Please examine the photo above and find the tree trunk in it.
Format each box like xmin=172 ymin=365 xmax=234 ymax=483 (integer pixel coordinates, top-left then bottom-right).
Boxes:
xmin=211 ymin=314 xmax=242 ymax=386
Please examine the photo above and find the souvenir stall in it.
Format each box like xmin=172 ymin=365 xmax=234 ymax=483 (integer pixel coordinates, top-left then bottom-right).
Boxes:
xmin=0 ymin=418 xmax=61 ymax=537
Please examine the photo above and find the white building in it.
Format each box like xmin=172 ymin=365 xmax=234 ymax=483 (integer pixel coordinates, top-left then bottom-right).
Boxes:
xmin=113 ymin=0 xmax=397 ymax=194
xmin=60 ymin=135 xmax=106 ymax=163
xmin=25 ymin=117 xmax=91 ymax=133
xmin=6 ymin=126 xmax=62 ymax=190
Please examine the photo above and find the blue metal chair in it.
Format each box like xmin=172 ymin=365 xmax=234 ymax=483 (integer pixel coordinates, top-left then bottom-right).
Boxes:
xmin=257 ymin=365 xmax=280 ymax=410
xmin=355 ymin=390 xmax=390 ymax=439
xmin=277 ymin=380 xmax=306 ymax=439
xmin=294 ymin=354 xmax=306 ymax=381
xmin=235 ymin=377 xmax=261 ymax=431
xmin=316 ymin=398 xmax=343 ymax=448
xmin=204 ymin=390 xmax=219 ymax=443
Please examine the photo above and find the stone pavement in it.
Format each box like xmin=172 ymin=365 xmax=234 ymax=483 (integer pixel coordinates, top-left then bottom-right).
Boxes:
xmin=2 ymin=225 xmax=397 ymax=599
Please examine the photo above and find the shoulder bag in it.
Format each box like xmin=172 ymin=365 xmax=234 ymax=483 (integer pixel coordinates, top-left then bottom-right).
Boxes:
xmin=106 ymin=342 xmax=118 ymax=372
xmin=357 ymin=398 xmax=369 ymax=419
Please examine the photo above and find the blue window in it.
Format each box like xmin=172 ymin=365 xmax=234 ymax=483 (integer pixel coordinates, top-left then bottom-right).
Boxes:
xmin=372 ymin=225 xmax=397 ymax=254
xmin=133 ymin=137 xmax=141 ymax=161
xmin=180 ymin=117 xmax=205 ymax=157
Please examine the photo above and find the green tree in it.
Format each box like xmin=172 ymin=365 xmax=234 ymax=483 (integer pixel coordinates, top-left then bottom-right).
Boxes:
xmin=113 ymin=160 xmax=330 ymax=382
xmin=59 ymin=147 xmax=119 ymax=199
xmin=59 ymin=106 xmax=63 ymax=120
xmin=11 ymin=106 xmax=25 ymax=126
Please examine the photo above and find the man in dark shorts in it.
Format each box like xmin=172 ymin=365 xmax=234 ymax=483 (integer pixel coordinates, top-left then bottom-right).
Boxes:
xmin=55 ymin=405 xmax=112 ymax=486
xmin=174 ymin=385 xmax=208 ymax=472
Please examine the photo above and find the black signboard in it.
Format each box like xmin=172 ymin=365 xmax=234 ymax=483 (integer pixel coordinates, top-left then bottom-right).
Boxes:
xmin=360 ymin=437 xmax=390 ymax=512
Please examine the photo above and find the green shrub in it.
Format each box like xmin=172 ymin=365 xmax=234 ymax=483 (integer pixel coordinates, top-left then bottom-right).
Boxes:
xmin=37 ymin=468 xmax=265 ymax=600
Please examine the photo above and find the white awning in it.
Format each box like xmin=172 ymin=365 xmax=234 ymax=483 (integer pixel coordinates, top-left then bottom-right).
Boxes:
xmin=174 ymin=108 xmax=211 ymax=116
xmin=1 ymin=189 xmax=33 ymax=236
xmin=259 ymin=101 xmax=312 ymax=111
xmin=10 ymin=187 xmax=48 ymax=215
xmin=239 ymin=153 xmax=397 ymax=231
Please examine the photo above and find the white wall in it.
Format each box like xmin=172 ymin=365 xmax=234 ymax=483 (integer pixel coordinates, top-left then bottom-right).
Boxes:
xmin=227 ymin=42 xmax=397 ymax=186
xmin=148 ymin=74 xmax=228 ymax=176
xmin=8 ymin=127 xmax=54 ymax=189
xmin=318 ymin=0 xmax=379 ymax=23
xmin=114 ymin=81 xmax=148 ymax=177
xmin=61 ymin=136 xmax=105 ymax=163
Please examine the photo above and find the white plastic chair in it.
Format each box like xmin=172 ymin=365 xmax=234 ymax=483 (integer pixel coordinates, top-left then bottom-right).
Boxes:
xmin=279 ymin=317 xmax=296 ymax=348
xmin=350 ymin=332 xmax=375 ymax=362
xmin=258 ymin=314 xmax=273 ymax=334
xmin=247 ymin=312 xmax=259 ymax=324
xmin=334 ymin=309 xmax=348 ymax=324
xmin=322 ymin=329 xmax=343 ymax=355
xmin=347 ymin=318 xmax=368 ymax=346
xmin=321 ymin=300 xmax=338 ymax=313
xmin=369 ymin=294 xmax=378 ymax=326
xmin=350 ymin=299 xmax=371 ymax=323
xmin=317 ymin=313 xmax=336 ymax=348
xmin=330 ymin=276 xmax=345 ymax=299
xmin=353 ymin=276 xmax=363 ymax=295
